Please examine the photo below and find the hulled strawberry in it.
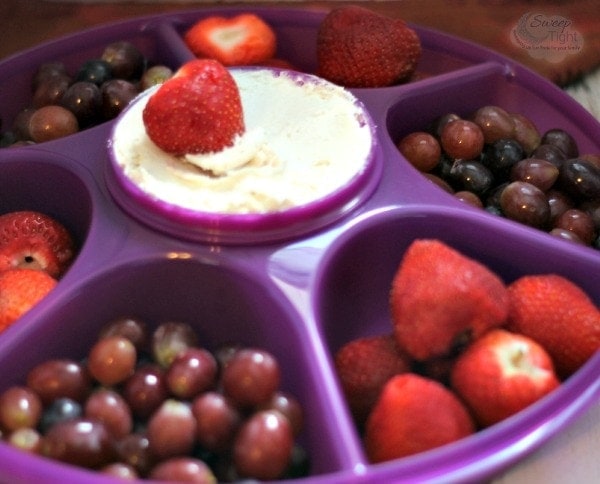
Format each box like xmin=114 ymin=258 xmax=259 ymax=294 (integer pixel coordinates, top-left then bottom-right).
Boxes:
xmin=451 ymin=329 xmax=560 ymax=427
xmin=317 ymin=6 xmax=421 ymax=88
xmin=0 ymin=210 xmax=74 ymax=278
xmin=0 ymin=269 xmax=57 ymax=332
xmin=364 ymin=373 xmax=475 ymax=463
xmin=390 ymin=239 xmax=509 ymax=361
xmin=506 ymin=274 xmax=600 ymax=378
xmin=184 ymin=13 xmax=277 ymax=66
xmin=334 ymin=333 xmax=411 ymax=427
xmin=142 ymin=59 xmax=245 ymax=156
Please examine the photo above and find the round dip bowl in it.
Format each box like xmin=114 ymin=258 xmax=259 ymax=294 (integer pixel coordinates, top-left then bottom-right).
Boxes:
xmin=106 ymin=67 xmax=381 ymax=245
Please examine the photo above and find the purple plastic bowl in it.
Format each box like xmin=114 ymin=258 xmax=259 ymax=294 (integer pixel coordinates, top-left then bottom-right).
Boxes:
xmin=0 ymin=5 xmax=598 ymax=484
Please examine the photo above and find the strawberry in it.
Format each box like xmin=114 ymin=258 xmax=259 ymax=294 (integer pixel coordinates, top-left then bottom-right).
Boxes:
xmin=390 ymin=239 xmax=509 ymax=361
xmin=316 ymin=6 xmax=421 ymax=88
xmin=142 ymin=59 xmax=245 ymax=155
xmin=506 ymin=274 xmax=600 ymax=378
xmin=334 ymin=333 xmax=411 ymax=427
xmin=184 ymin=13 xmax=277 ymax=66
xmin=0 ymin=269 xmax=57 ymax=332
xmin=364 ymin=373 xmax=475 ymax=463
xmin=451 ymin=329 xmax=560 ymax=427
xmin=0 ymin=210 xmax=74 ymax=279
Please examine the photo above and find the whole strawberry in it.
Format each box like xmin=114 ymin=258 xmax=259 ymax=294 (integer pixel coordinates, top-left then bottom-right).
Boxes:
xmin=334 ymin=333 xmax=411 ymax=427
xmin=364 ymin=373 xmax=475 ymax=463
xmin=390 ymin=239 xmax=509 ymax=361
xmin=506 ymin=274 xmax=600 ymax=378
xmin=451 ymin=329 xmax=560 ymax=427
xmin=0 ymin=269 xmax=57 ymax=332
xmin=142 ymin=59 xmax=245 ymax=155
xmin=0 ymin=210 xmax=74 ymax=278
xmin=317 ymin=6 xmax=421 ymax=88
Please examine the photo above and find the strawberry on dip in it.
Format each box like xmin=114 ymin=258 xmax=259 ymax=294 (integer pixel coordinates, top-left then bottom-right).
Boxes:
xmin=110 ymin=58 xmax=375 ymax=215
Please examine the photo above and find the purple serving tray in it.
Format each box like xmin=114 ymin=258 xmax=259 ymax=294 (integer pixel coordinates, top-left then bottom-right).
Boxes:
xmin=0 ymin=6 xmax=599 ymax=484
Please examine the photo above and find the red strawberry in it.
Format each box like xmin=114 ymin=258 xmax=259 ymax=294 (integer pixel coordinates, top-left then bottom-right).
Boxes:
xmin=142 ymin=59 xmax=245 ymax=155
xmin=317 ymin=6 xmax=421 ymax=88
xmin=364 ymin=373 xmax=475 ymax=463
xmin=390 ymin=239 xmax=509 ymax=361
xmin=506 ymin=274 xmax=600 ymax=378
xmin=0 ymin=269 xmax=57 ymax=332
xmin=184 ymin=13 xmax=276 ymax=66
xmin=451 ymin=329 xmax=560 ymax=427
xmin=334 ymin=333 xmax=411 ymax=426
xmin=0 ymin=210 xmax=74 ymax=278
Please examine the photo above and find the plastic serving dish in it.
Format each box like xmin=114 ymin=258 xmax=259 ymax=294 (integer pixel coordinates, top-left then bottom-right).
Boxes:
xmin=0 ymin=6 xmax=599 ymax=484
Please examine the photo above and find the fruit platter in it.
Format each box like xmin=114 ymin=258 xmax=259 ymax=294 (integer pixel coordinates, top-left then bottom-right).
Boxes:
xmin=0 ymin=5 xmax=599 ymax=483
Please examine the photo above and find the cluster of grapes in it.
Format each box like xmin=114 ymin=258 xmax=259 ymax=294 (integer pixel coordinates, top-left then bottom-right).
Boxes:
xmin=397 ymin=105 xmax=600 ymax=249
xmin=0 ymin=318 xmax=309 ymax=482
xmin=0 ymin=41 xmax=173 ymax=147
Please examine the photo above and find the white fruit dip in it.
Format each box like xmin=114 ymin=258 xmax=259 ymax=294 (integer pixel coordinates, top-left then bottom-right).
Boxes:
xmin=110 ymin=68 xmax=374 ymax=214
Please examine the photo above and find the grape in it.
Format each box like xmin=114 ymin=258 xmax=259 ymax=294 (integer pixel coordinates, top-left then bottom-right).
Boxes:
xmin=123 ymin=363 xmax=168 ymax=420
xmin=546 ymin=189 xmax=574 ymax=224
xmin=449 ymin=160 xmax=494 ymax=195
xmin=39 ymin=397 xmax=82 ymax=433
xmin=580 ymin=200 xmax=600 ymax=231
xmin=440 ymin=119 xmax=485 ymax=160
xmin=424 ymin=173 xmax=453 ymax=193
xmin=148 ymin=457 xmax=216 ymax=482
xmin=32 ymin=75 xmax=70 ymax=108
xmin=98 ymin=316 xmax=148 ymax=352
xmin=27 ymin=359 xmax=91 ymax=405
xmin=510 ymin=158 xmax=559 ymax=191
xmin=471 ymin=105 xmax=515 ymax=144
xmin=166 ymin=347 xmax=218 ymax=400
xmin=428 ymin=112 xmax=460 ymax=138
xmin=31 ymin=62 xmax=70 ymax=91
xmin=397 ymin=131 xmax=441 ymax=172
xmin=60 ymin=81 xmax=102 ymax=127
xmin=558 ymin=158 xmax=600 ymax=201
xmin=84 ymin=388 xmax=133 ymax=439
xmin=221 ymin=348 xmax=281 ymax=407
xmin=101 ymin=41 xmax=146 ymax=80
xmin=7 ymin=427 xmax=42 ymax=453
xmin=549 ymin=227 xmax=585 ymax=245
xmin=454 ymin=190 xmax=483 ymax=208
xmin=482 ymin=138 xmax=524 ymax=177
xmin=192 ymin=391 xmax=241 ymax=452
xmin=0 ymin=386 xmax=43 ymax=432
xmin=140 ymin=65 xmax=174 ymax=91
xmin=259 ymin=391 xmax=304 ymax=437
xmin=510 ymin=112 xmax=541 ymax=155
xmin=115 ymin=433 xmax=155 ymax=476
xmin=146 ymin=399 xmax=197 ymax=460
xmin=42 ymin=418 xmax=115 ymax=469
xmin=554 ymin=208 xmax=596 ymax=244
xmin=11 ymin=108 xmax=35 ymax=141
xmin=100 ymin=79 xmax=139 ymax=120
xmin=531 ymin=144 xmax=566 ymax=167
xmin=28 ymin=105 xmax=79 ymax=142
xmin=152 ymin=321 xmax=198 ymax=368
xmin=101 ymin=462 xmax=139 ymax=480
xmin=233 ymin=410 xmax=294 ymax=480
xmin=500 ymin=181 xmax=550 ymax=228
xmin=76 ymin=59 xmax=112 ymax=86
xmin=541 ymin=128 xmax=578 ymax=158
xmin=87 ymin=335 xmax=137 ymax=386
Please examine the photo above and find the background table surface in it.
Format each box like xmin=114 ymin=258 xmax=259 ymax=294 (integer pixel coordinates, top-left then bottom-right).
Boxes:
xmin=1 ymin=1 xmax=600 ymax=483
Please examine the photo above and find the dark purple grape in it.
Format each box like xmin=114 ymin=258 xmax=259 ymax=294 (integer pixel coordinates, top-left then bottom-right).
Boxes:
xmin=554 ymin=208 xmax=596 ymax=245
xmin=39 ymin=397 xmax=83 ymax=433
xmin=42 ymin=418 xmax=115 ymax=469
xmin=98 ymin=316 xmax=148 ymax=352
xmin=580 ymin=199 xmax=600 ymax=231
xmin=88 ymin=335 xmax=137 ymax=386
xmin=221 ymin=348 xmax=281 ymax=407
xmin=151 ymin=321 xmax=198 ymax=368
xmin=60 ymin=81 xmax=102 ymax=127
xmin=149 ymin=457 xmax=216 ymax=482
xmin=449 ymin=160 xmax=494 ymax=195
xmin=482 ymin=138 xmax=524 ymax=177
xmin=471 ymin=105 xmax=515 ymax=144
xmin=123 ymin=363 xmax=168 ymax=420
xmin=546 ymin=188 xmax=574 ymax=224
xmin=100 ymin=79 xmax=139 ymax=120
xmin=233 ymin=410 xmax=294 ymax=480
xmin=101 ymin=41 xmax=146 ymax=80
xmin=192 ymin=391 xmax=242 ymax=453
xmin=76 ymin=59 xmax=112 ymax=86
xmin=31 ymin=62 xmax=70 ymax=91
xmin=116 ymin=433 xmax=155 ymax=476
xmin=531 ymin=143 xmax=566 ymax=168
xmin=11 ymin=108 xmax=36 ymax=141
xmin=558 ymin=158 xmax=600 ymax=201
xmin=28 ymin=105 xmax=79 ymax=142
xmin=140 ymin=65 xmax=174 ymax=91
xmin=146 ymin=399 xmax=196 ymax=460
xmin=428 ymin=112 xmax=460 ymax=138
xmin=32 ymin=75 xmax=70 ymax=108
xmin=166 ymin=347 xmax=218 ymax=400
xmin=500 ymin=181 xmax=550 ymax=228
xmin=397 ymin=131 xmax=441 ymax=172
xmin=0 ymin=386 xmax=43 ymax=432
xmin=84 ymin=388 xmax=133 ymax=439
xmin=510 ymin=158 xmax=559 ymax=191
xmin=440 ymin=119 xmax=485 ymax=160
xmin=27 ymin=359 xmax=91 ymax=405
xmin=541 ymin=128 xmax=578 ymax=158
xmin=509 ymin=112 xmax=541 ymax=155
